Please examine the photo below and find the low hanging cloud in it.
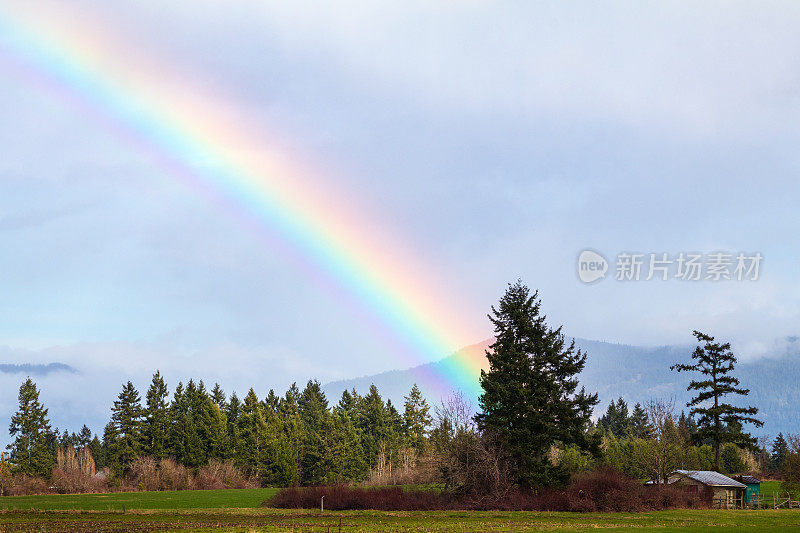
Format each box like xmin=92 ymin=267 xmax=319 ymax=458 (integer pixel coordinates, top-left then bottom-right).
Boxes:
xmin=0 ymin=362 xmax=77 ymax=375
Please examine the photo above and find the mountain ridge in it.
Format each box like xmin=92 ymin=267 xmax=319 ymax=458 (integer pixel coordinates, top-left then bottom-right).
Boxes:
xmin=323 ymin=336 xmax=800 ymax=437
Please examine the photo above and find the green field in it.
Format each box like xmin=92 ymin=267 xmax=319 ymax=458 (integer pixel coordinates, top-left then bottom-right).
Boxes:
xmin=2 ymin=488 xmax=800 ymax=532
xmin=0 ymin=487 xmax=277 ymax=511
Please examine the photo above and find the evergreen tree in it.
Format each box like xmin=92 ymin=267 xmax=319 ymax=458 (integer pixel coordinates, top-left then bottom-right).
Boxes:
xmin=107 ymin=381 xmax=144 ymax=476
xmin=88 ymin=436 xmax=103 ymax=470
xmin=225 ymin=392 xmax=242 ymax=461
xmin=598 ymin=397 xmax=630 ymax=437
xmin=671 ymin=331 xmax=763 ymax=471
xmin=772 ymin=433 xmax=788 ymax=472
xmin=628 ymin=403 xmax=651 ymax=439
xmin=181 ymin=380 xmax=209 ymax=467
xmin=211 ymin=383 xmax=226 ymax=407
xmin=142 ymin=371 xmax=170 ymax=460
xmin=298 ymin=380 xmax=329 ymax=484
xmin=356 ymin=384 xmax=392 ymax=469
xmin=77 ymin=425 xmax=93 ymax=448
xmin=264 ymin=389 xmax=279 ymax=414
xmin=7 ymin=378 xmax=54 ymax=477
xmin=403 ymin=384 xmax=432 ymax=453
xmin=475 ymin=281 xmax=598 ymax=487
xmin=335 ymin=389 xmax=360 ymax=418
xmin=236 ymin=389 xmax=269 ymax=482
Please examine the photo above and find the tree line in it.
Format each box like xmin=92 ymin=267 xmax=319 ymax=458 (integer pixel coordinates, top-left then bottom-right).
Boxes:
xmin=4 ymin=280 xmax=791 ymax=497
xmin=5 ymin=374 xmax=432 ymax=487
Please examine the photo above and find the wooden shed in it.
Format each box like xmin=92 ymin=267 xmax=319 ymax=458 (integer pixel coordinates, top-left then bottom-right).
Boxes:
xmin=667 ymin=470 xmax=747 ymax=509
xmin=733 ymin=475 xmax=761 ymax=505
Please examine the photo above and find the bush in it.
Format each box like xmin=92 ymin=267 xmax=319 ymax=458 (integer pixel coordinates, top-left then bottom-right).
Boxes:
xmin=156 ymin=458 xmax=191 ymax=491
xmin=268 ymin=468 xmax=711 ymax=512
xmin=7 ymin=475 xmax=52 ymax=496
xmin=194 ymin=460 xmax=252 ymax=490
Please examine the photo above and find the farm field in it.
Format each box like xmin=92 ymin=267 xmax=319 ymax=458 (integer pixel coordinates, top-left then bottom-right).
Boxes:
xmin=0 ymin=488 xmax=278 ymax=511
xmin=2 ymin=489 xmax=800 ymax=532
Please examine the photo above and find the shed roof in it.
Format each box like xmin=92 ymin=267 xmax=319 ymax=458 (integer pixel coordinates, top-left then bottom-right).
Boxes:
xmin=735 ymin=475 xmax=761 ymax=485
xmin=673 ymin=470 xmax=746 ymax=488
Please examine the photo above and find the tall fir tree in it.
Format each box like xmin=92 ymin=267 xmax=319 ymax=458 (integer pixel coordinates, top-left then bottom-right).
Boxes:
xmin=598 ymin=397 xmax=630 ymax=437
xmin=225 ymin=392 xmax=242 ymax=461
xmin=772 ymin=433 xmax=788 ymax=472
xmin=236 ymin=389 xmax=269 ymax=482
xmin=671 ymin=330 xmax=763 ymax=471
xmin=210 ymin=383 xmax=227 ymax=408
xmin=107 ymin=381 xmax=144 ymax=476
xmin=77 ymin=425 xmax=93 ymax=448
xmin=7 ymin=378 xmax=54 ymax=477
xmin=142 ymin=371 xmax=170 ymax=460
xmin=298 ymin=380 xmax=329 ymax=484
xmin=628 ymin=403 xmax=651 ymax=439
xmin=475 ymin=281 xmax=598 ymax=487
xmin=403 ymin=384 xmax=432 ymax=453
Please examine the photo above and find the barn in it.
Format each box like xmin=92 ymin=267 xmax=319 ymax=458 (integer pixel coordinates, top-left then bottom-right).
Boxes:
xmin=667 ymin=470 xmax=747 ymax=509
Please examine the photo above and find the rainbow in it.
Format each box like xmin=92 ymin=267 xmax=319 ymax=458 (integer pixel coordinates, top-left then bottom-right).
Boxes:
xmin=0 ymin=4 xmax=488 ymax=398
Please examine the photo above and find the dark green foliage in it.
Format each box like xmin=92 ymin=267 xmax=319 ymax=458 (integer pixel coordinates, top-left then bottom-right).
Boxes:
xmin=403 ymin=384 xmax=432 ymax=453
xmin=106 ymin=381 xmax=144 ymax=476
xmin=475 ymin=281 xmax=598 ymax=487
xmin=627 ymin=403 xmax=651 ymax=439
xmin=210 ymin=383 xmax=226 ymax=407
xmin=671 ymin=331 xmax=763 ymax=471
xmin=772 ymin=433 xmax=788 ymax=472
xmin=721 ymin=443 xmax=746 ymax=474
xmin=142 ymin=371 xmax=170 ymax=460
xmin=598 ymin=398 xmax=630 ymax=437
xmin=7 ymin=378 xmax=54 ymax=478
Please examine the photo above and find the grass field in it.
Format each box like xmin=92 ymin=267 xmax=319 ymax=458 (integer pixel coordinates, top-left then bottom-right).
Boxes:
xmin=2 ymin=488 xmax=800 ymax=532
xmin=0 ymin=488 xmax=278 ymax=511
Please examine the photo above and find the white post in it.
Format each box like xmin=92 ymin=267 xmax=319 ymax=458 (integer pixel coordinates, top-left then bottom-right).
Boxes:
xmin=321 ymin=495 xmax=324 ymax=513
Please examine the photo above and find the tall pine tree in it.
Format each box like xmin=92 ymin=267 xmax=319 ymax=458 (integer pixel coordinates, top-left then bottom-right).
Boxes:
xmin=142 ymin=371 xmax=170 ymax=460
xmin=475 ymin=281 xmax=598 ymax=487
xmin=107 ymin=381 xmax=144 ymax=476
xmin=403 ymin=384 xmax=432 ymax=454
xmin=7 ymin=378 xmax=54 ymax=477
xmin=671 ymin=330 xmax=763 ymax=471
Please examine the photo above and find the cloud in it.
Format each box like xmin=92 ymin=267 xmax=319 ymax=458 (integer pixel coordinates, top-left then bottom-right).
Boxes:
xmin=0 ymin=362 xmax=76 ymax=375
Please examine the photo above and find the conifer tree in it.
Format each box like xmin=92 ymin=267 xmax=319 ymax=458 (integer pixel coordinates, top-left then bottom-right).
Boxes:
xmin=772 ymin=433 xmax=788 ymax=472
xmin=237 ymin=389 xmax=269 ymax=482
xmin=211 ymin=383 xmax=226 ymax=407
xmin=476 ymin=281 xmax=598 ymax=487
xmin=107 ymin=381 xmax=144 ymax=476
xmin=403 ymin=384 xmax=432 ymax=453
xmin=628 ymin=403 xmax=651 ymax=439
xmin=671 ymin=331 xmax=763 ymax=470
xmin=77 ymin=425 xmax=93 ymax=448
xmin=599 ymin=397 xmax=630 ymax=437
xmin=143 ymin=371 xmax=170 ymax=460
xmin=7 ymin=378 xmax=54 ymax=477
xmin=298 ymin=380 xmax=329 ymax=484
xmin=357 ymin=384 xmax=392 ymax=469
xmin=225 ymin=392 xmax=242 ymax=460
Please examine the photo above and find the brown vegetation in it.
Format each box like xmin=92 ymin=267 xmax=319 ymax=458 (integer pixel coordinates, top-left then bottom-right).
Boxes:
xmin=269 ymin=468 xmax=711 ymax=512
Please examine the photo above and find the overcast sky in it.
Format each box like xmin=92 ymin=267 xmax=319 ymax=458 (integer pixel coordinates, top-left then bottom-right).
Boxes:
xmin=2 ymin=1 xmax=800 ymax=442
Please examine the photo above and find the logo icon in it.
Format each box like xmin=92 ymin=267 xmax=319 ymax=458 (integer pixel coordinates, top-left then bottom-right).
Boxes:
xmin=578 ymin=250 xmax=608 ymax=283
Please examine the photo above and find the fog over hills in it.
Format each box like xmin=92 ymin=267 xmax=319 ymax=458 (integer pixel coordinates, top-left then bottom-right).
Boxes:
xmin=324 ymin=337 xmax=800 ymax=437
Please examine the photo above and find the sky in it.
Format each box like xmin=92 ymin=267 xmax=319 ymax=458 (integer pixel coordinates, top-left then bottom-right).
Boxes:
xmin=2 ymin=1 xmax=800 ymax=443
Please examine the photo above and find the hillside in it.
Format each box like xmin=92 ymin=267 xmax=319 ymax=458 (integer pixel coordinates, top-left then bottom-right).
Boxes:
xmin=324 ymin=337 xmax=800 ymax=437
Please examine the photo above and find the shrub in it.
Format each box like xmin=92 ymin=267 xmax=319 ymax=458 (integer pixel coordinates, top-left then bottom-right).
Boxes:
xmin=194 ymin=460 xmax=252 ymax=490
xmin=268 ymin=468 xmax=711 ymax=512
xmin=7 ymin=475 xmax=52 ymax=496
xmin=158 ymin=458 xmax=191 ymax=491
